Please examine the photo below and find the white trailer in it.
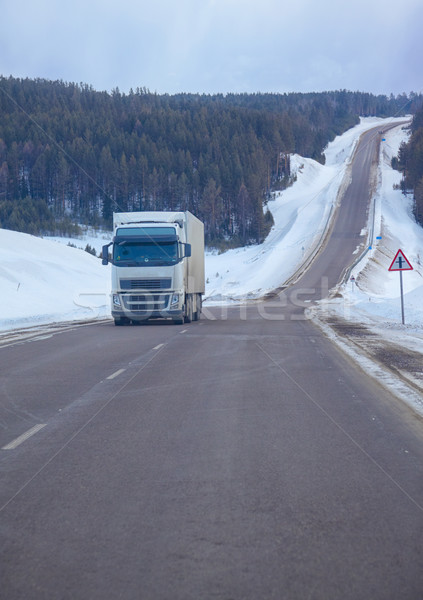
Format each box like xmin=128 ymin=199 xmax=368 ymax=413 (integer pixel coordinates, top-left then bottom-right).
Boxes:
xmin=102 ymin=211 xmax=205 ymax=325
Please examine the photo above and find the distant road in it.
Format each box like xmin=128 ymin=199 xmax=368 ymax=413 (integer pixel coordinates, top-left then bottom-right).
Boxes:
xmin=1 ymin=123 xmax=422 ymax=600
xmin=287 ymin=121 xmax=408 ymax=298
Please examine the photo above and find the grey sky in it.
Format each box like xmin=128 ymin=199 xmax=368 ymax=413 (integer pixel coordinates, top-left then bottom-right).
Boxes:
xmin=1 ymin=0 xmax=422 ymax=95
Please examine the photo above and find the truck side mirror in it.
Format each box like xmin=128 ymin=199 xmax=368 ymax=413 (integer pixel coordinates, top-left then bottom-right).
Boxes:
xmin=102 ymin=244 xmax=111 ymax=265
xmin=185 ymin=243 xmax=192 ymax=257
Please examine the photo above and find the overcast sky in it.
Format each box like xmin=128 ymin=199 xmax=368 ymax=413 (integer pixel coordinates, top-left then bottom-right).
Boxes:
xmin=1 ymin=0 xmax=422 ymax=96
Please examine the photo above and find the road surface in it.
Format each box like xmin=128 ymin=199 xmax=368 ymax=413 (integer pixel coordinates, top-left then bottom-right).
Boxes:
xmin=1 ymin=124 xmax=422 ymax=600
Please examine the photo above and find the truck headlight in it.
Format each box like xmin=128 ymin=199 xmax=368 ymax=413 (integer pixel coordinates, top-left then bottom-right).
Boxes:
xmin=113 ymin=294 xmax=121 ymax=307
xmin=170 ymin=293 xmax=180 ymax=306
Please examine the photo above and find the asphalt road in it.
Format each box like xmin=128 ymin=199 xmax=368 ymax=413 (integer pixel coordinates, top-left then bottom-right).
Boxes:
xmin=1 ymin=124 xmax=423 ymax=600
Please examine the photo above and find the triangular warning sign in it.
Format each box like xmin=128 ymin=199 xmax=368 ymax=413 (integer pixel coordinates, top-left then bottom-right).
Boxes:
xmin=388 ymin=249 xmax=413 ymax=271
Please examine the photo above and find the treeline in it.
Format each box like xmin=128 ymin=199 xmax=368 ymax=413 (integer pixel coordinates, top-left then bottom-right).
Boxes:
xmin=0 ymin=76 xmax=421 ymax=246
xmin=394 ymin=104 xmax=423 ymax=225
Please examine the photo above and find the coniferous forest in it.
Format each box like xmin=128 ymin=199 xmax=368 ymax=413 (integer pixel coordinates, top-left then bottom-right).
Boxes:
xmin=393 ymin=103 xmax=423 ymax=226
xmin=0 ymin=76 xmax=421 ymax=246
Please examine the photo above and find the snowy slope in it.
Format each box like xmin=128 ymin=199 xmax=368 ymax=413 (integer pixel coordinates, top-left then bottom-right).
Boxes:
xmin=0 ymin=230 xmax=110 ymax=331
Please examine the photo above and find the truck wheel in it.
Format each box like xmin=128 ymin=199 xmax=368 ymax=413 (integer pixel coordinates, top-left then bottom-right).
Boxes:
xmin=114 ymin=317 xmax=129 ymax=326
xmin=184 ymin=296 xmax=193 ymax=323
xmin=193 ymin=293 xmax=202 ymax=321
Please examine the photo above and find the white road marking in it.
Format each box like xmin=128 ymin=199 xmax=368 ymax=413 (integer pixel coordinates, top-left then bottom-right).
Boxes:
xmin=180 ymin=329 xmax=187 ymax=334
xmin=2 ymin=424 xmax=47 ymax=450
xmin=107 ymin=368 xmax=126 ymax=380
xmin=153 ymin=343 xmax=164 ymax=350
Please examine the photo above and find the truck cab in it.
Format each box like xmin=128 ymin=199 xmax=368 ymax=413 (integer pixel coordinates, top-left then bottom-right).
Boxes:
xmin=102 ymin=212 xmax=204 ymax=325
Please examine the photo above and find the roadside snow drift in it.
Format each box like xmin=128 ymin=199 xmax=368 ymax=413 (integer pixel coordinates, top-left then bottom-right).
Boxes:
xmin=0 ymin=230 xmax=110 ymax=331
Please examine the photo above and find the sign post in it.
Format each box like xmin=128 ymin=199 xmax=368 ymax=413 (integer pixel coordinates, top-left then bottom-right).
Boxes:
xmin=399 ymin=270 xmax=405 ymax=325
xmin=388 ymin=249 xmax=413 ymax=325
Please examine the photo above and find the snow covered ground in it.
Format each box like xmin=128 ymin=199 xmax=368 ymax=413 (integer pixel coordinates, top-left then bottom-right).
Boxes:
xmin=1 ymin=116 xmax=422 ymax=408
xmin=0 ymin=229 xmax=111 ymax=330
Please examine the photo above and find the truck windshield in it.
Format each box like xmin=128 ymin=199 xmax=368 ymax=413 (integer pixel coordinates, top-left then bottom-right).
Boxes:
xmin=113 ymin=240 xmax=179 ymax=266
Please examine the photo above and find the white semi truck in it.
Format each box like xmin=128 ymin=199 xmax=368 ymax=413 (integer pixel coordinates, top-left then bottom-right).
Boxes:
xmin=102 ymin=211 xmax=205 ymax=325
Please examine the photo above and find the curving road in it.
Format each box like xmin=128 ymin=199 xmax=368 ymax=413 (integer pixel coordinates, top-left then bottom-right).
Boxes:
xmin=1 ymin=124 xmax=422 ymax=600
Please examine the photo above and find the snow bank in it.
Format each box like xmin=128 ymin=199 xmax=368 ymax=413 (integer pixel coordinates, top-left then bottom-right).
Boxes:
xmin=0 ymin=229 xmax=110 ymax=331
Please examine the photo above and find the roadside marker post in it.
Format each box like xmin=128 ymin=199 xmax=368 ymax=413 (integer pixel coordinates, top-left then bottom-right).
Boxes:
xmin=388 ymin=249 xmax=413 ymax=325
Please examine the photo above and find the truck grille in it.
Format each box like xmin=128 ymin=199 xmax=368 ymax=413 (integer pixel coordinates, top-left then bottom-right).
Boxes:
xmin=122 ymin=294 xmax=170 ymax=311
xmin=120 ymin=278 xmax=172 ymax=290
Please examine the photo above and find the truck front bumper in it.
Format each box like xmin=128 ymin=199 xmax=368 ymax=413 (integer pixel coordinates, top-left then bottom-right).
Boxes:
xmin=111 ymin=291 xmax=183 ymax=321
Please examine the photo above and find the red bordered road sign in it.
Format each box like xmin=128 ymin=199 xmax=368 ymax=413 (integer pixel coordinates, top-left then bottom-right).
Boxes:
xmin=388 ymin=249 xmax=413 ymax=271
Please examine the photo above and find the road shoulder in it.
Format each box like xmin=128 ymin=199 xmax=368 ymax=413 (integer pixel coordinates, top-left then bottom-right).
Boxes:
xmin=308 ymin=304 xmax=423 ymax=418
